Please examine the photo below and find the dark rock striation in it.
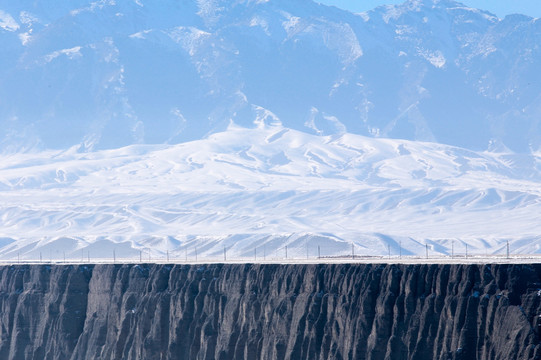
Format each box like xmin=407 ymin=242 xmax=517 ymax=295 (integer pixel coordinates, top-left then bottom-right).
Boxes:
xmin=0 ymin=263 xmax=540 ymax=359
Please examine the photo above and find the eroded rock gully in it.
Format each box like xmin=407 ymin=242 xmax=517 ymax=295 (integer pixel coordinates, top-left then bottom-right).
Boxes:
xmin=0 ymin=263 xmax=540 ymax=359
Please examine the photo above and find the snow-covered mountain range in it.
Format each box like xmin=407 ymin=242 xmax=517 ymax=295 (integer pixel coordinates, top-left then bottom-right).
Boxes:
xmin=1 ymin=0 xmax=540 ymax=152
xmin=1 ymin=0 xmax=541 ymax=260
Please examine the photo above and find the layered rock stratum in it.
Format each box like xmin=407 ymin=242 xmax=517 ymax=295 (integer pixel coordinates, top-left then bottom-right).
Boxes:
xmin=0 ymin=263 xmax=540 ymax=359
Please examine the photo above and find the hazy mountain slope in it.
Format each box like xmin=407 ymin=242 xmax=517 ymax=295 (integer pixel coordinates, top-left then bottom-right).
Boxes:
xmin=0 ymin=0 xmax=540 ymax=151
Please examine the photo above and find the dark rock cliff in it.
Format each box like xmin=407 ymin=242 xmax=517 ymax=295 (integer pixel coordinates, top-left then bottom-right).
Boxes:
xmin=0 ymin=263 xmax=540 ymax=360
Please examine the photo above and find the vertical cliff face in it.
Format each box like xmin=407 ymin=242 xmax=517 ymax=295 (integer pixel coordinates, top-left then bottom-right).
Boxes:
xmin=0 ymin=263 xmax=540 ymax=360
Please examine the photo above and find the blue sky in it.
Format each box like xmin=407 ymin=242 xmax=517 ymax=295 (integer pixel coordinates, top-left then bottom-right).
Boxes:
xmin=318 ymin=0 xmax=541 ymax=18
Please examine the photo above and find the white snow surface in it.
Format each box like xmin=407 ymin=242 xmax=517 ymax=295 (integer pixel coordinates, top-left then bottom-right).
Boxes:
xmin=1 ymin=124 xmax=541 ymax=261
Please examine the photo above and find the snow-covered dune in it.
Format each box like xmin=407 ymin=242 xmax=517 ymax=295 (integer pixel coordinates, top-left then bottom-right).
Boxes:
xmin=1 ymin=124 xmax=540 ymax=261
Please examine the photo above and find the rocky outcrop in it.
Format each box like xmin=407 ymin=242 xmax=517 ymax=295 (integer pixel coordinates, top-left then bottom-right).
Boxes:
xmin=0 ymin=263 xmax=540 ymax=359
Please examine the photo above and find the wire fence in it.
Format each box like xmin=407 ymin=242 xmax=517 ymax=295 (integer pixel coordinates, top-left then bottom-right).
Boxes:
xmin=0 ymin=239 xmax=537 ymax=265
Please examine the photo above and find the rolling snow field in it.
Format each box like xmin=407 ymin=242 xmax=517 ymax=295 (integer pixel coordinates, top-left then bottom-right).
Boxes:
xmin=1 ymin=122 xmax=541 ymax=261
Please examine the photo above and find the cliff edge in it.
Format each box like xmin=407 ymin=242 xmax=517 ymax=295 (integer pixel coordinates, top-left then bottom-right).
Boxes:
xmin=0 ymin=263 xmax=540 ymax=359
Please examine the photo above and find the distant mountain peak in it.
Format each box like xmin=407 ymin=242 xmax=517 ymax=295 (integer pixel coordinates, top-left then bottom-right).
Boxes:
xmin=0 ymin=0 xmax=540 ymax=152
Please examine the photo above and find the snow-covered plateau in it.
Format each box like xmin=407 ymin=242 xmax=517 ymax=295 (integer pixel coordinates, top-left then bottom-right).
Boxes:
xmin=1 ymin=123 xmax=541 ymax=261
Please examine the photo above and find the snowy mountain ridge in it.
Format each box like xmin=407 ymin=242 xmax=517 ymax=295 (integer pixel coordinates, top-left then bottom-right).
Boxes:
xmin=0 ymin=0 xmax=540 ymax=152
xmin=2 ymin=0 xmax=541 ymax=260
